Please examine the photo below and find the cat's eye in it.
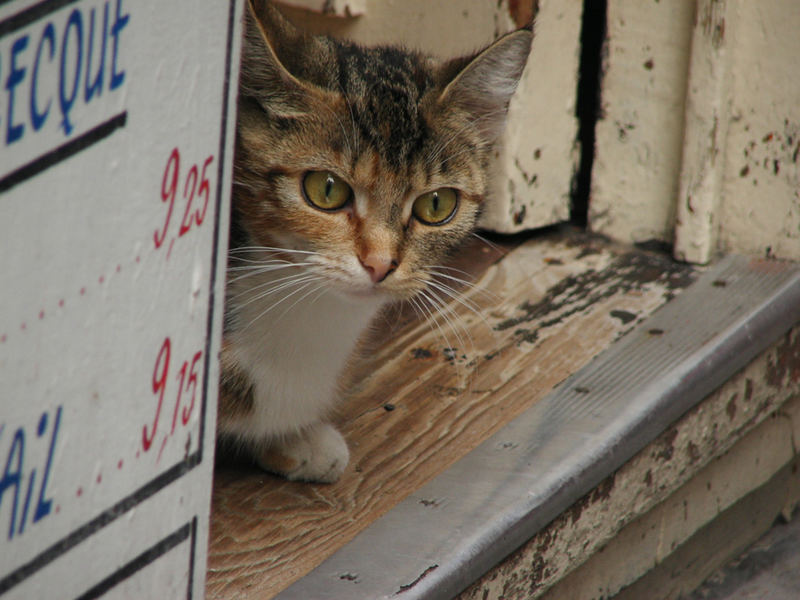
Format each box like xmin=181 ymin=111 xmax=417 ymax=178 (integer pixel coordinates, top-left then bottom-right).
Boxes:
xmin=412 ymin=188 xmax=459 ymax=225
xmin=302 ymin=171 xmax=353 ymax=211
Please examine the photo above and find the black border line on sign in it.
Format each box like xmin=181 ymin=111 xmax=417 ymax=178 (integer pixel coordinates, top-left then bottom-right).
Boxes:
xmin=0 ymin=0 xmax=238 ymax=594
xmin=0 ymin=0 xmax=80 ymax=38
xmin=0 ymin=113 xmax=128 ymax=193
xmin=0 ymin=457 xmax=198 ymax=594
xmin=201 ymin=0 xmax=238 ymax=469
xmin=73 ymin=517 xmax=197 ymax=600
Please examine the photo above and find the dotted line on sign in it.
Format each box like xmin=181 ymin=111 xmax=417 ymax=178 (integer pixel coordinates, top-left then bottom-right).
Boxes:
xmin=2 ymin=150 xmax=218 ymax=346
xmin=58 ymin=429 xmax=199 ymax=511
xmin=0 ymin=254 xmax=145 ymax=346
xmin=54 ymin=452 xmax=132 ymax=515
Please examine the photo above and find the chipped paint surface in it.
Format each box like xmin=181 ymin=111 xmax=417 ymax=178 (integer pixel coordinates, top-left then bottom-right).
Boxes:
xmin=594 ymin=1 xmax=800 ymax=262
xmin=280 ymin=0 xmax=366 ymax=17
xmin=459 ymin=327 xmax=800 ymax=600
xmin=482 ymin=0 xmax=581 ymax=233
xmin=673 ymin=0 xmax=733 ymax=264
xmin=675 ymin=2 xmax=800 ymax=263
xmin=715 ymin=3 xmax=800 ymax=260
xmin=545 ymin=396 xmax=800 ymax=600
xmin=590 ymin=0 xmax=694 ymax=246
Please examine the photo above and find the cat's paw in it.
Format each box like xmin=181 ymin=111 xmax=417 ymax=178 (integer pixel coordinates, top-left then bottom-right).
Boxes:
xmin=256 ymin=423 xmax=349 ymax=483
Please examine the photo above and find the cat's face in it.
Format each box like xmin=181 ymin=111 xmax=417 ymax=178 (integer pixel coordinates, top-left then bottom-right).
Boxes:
xmin=234 ymin=91 xmax=486 ymax=300
xmin=232 ymin=1 xmax=531 ymax=302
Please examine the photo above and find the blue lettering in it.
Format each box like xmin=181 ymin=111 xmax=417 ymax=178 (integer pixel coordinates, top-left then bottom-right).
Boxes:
xmin=5 ymin=35 xmax=29 ymax=145
xmin=17 ymin=470 xmax=35 ymax=536
xmin=109 ymin=0 xmax=129 ymax=91
xmin=31 ymin=23 xmax=55 ymax=132
xmin=33 ymin=407 xmax=60 ymax=523
xmin=0 ymin=429 xmax=24 ymax=540
xmin=3 ymin=1 xmax=131 ymax=148
xmin=84 ymin=5 xmax=108 ymax=102
xmin=58 ymin=10 xmax=83 ymax=135
xmin=16 ymin=413 xmax=50 ymax=535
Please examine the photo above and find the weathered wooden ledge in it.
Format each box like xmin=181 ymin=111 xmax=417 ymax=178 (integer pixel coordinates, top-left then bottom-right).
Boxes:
xmin=206 ymin=229 xmax=800 ymax=599
xmin=463 ymin=326 xmax=800 ymax=600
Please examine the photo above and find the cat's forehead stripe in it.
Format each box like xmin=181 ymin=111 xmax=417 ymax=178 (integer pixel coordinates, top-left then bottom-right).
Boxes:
xmin=332 ymin=42 xmax=432 ymax=168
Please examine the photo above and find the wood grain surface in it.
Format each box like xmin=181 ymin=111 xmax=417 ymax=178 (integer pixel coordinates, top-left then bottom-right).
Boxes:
xmin=206 ymin=229 xmax=695 ymax=599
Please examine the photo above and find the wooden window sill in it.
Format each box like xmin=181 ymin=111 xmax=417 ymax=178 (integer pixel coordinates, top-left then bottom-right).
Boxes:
xmin=206 ymin=228 xmax=800 ymax=599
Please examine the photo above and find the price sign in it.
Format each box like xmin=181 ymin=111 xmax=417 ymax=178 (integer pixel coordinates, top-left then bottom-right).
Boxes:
xmin=0 ymin=1 xmax=242 ymax=598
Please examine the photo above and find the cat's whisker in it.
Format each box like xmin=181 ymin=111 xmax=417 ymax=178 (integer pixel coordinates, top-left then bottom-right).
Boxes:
xmin=308 ymin=284 xmax=330 ymax=307
xmin=227 ymin=267 xmax=298 ymax=284
xmin=425 ymin=277 xmax=484 ymax=317
xmin=422 ymin=280 xmax=478 ymax=347
xmin=233 ymin=273 xmax=320 ymax=310
xmin=418 ymin=287 xmax=470 ymax=353
xmin=404 ymin=297 xmax=425 ymax=325
xmin=229 ymin=246 xmax=322 ymax=258
xmin=425 ymin=264 xmax=477 ymax=279
xmin=228 ymin=246 xmax=319 ymax=262
xmin=228 ymin=256 xmax=285 ymax=265
xmin=411 ymin=293 xmax=453 ymax=352
xmin=430 ymin=286 xmax=474 ymax=348
xmin=406 ymin=296 xmax=444 ymax=343
xmin=228 ymin=265 xmax=312 ymax=284
xmin=424 ymin=267 xmax=500 ymax=302
xmin=227 ymin=260 xmax=312 ymax=273
xmin=275 ymin=281 xmax=329 ymax=321
xmin=425 ymin=277 xmax=479 ymax=311
xmin=424 ymin=278 xmax=494 ymax=333
xmin=227 ymin=259 xmax=296 ymax=270
xmin=226 ymin=262 xmax=315 ymax=284
xmin=243 ymin=277 xmax=323 ymax=329
xmin=247 ymin=272 xmax=319 ymax=299
xmin=470 ymin=232 xmax=505 ymax=256
xmin=228 ymin=270 xmax=317 ymax=301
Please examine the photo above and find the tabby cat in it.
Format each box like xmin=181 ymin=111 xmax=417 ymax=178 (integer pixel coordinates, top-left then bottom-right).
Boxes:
xmin=219 ymin=0 xmax=532 ymax=482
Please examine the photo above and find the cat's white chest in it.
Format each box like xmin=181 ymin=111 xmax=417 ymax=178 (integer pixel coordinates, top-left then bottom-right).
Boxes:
xmin=226 ymin=274 xmax=384 ymax=440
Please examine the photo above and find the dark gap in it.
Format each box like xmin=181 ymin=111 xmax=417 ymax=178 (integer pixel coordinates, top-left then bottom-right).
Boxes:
xmin=571 ymin=0 xmax=608 ymax=228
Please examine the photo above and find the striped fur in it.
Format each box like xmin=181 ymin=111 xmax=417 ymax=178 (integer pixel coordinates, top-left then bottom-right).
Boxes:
xmin=219 ymin=0 xmax=531 ymax=482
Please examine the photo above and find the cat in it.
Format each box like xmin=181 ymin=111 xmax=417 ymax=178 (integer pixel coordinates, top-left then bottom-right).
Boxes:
xmin=218 ymin=0 xmax=532 ymax=483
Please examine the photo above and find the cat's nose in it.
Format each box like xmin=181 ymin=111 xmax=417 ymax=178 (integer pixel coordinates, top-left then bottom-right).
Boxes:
xmin=359 ymin=254 xmax=398 ymax=284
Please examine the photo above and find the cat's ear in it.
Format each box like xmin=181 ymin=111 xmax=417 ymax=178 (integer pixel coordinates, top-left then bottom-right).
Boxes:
xmin=437 ymin=29 xmax=532 ymax=143
xmin=241 ymin=0 xmax=331 ymax=116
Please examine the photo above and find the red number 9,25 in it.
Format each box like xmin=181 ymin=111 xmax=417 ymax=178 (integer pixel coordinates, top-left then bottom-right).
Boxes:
xmin=195 ymin=156 xmax=214 ymax=226
xmin=154 ymin=149 xmax=180 ymax=249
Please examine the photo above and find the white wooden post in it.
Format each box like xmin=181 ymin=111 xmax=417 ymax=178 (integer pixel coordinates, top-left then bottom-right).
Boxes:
xmin=673 ymin=0 xmax=734 ymax=264
xmin=592 ymin=0 xmax=800 ymax=262
xmin=484 ymin=0 xmax=581 ymax=233
xmin=589 ymin=0 xmax=695 ymax=247
xmin=675 ymin=0 xmax=800 ymax=262
xmin=0 ymin=1 xmax=242 ymax=598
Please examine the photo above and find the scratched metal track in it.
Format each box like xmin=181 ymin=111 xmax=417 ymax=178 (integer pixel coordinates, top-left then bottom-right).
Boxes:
xmin=276 ymin=255 xmax=800 ymax=600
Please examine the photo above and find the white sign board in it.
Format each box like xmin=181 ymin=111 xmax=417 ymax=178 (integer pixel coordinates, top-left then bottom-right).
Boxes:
xmin=0 ymin=1 xmax=241 ymax=598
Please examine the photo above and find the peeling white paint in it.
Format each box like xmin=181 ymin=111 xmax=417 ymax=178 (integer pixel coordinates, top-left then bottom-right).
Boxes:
xmin=590 ymin=0 xmax=694 ymax=246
